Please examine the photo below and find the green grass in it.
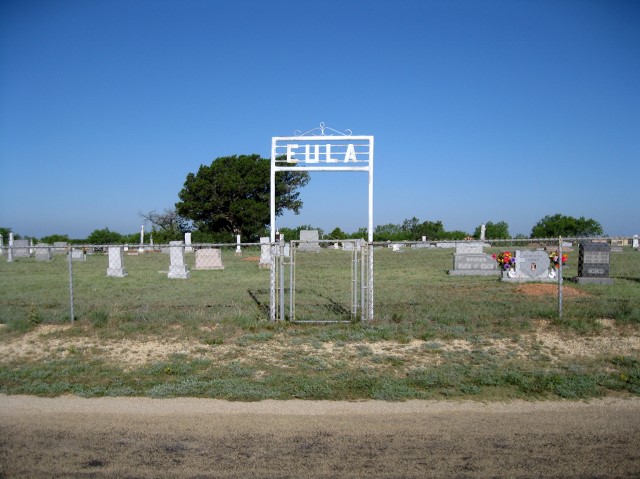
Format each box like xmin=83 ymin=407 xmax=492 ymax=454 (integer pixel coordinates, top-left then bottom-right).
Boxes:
xmin=1 ymin=245 xmax=639 ymax=400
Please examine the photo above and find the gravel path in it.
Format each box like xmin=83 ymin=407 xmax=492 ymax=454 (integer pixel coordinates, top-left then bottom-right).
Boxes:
xmin=1 ymin=395 xmax=639 ymax=478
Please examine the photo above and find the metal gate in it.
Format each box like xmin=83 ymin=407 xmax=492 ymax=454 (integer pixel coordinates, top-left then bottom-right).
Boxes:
xmin=270 ymin=239 xmax=371 ymax=322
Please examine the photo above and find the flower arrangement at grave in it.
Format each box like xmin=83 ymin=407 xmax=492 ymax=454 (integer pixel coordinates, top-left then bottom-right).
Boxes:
xmin=491 ymin=251 xmax=516 ymax=271
xmin=548 ymin=251 xmax=568 ymax=269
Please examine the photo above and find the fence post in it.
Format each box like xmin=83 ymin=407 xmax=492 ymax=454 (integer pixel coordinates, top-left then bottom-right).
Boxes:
xmin=558 ymin=236 xmax=563 ymax=319
xmin=68 ymin=247 xmax=75 ymax=323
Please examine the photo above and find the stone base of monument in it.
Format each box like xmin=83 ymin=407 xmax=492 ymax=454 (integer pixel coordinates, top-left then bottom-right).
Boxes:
xmin=107 ymin=268 xmax=128 ymax=278
xmin=574 ymin=277 xmax=614 ymax=285
xmin=168 ymin=265 xmax=190 ymax=279
xmin=501 ymin=270 xmax=557 ymax=282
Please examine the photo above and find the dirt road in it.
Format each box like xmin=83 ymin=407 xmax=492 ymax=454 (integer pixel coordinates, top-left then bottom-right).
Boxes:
xmin=1 ymin=395 xmax=639 ymax=478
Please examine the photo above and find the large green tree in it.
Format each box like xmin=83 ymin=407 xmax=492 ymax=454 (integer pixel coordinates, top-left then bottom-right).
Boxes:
xmin=530 ymin=214 xmax=603 ymax=238
xmin=474 ymin=221 xmax=510 ymax=239
xmin=175 ymin=155 xmax=310 ymax=241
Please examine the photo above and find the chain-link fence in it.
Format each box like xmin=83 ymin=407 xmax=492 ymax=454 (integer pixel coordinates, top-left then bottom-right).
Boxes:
xmin=1 ymin=237 xmax=639 ymax=326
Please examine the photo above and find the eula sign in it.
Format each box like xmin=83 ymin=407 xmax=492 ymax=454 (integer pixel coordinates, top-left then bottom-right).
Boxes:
xmin=270 ymin=122 xmax=374 ymax=242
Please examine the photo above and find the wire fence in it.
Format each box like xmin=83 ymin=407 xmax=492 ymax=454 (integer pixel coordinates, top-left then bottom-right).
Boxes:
xmin=0 ymin=237 xmax=638 ymax=326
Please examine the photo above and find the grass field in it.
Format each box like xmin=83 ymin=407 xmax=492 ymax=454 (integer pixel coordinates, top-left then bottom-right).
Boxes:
xmin=1 ymin=244 xmax=639 ymax=400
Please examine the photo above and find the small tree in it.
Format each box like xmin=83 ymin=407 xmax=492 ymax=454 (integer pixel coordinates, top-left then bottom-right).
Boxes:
xmin=139 ymin=209 xmax=191 ymax=243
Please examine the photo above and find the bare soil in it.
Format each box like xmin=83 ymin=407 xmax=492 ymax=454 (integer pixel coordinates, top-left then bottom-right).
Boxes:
xmin=1 ymin=395 xmax=639 ymax=478
xmin=2 ymin=322 xmax=638 ymax=371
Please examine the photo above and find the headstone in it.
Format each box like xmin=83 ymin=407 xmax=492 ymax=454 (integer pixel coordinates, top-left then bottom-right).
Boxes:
xmin=298 ymin=230 xmax=321 ymax=253
xmin=449 ymin=254 xmax=499 ymax=276
xmin=106 ymin=246 xmax=128 ymax=277
xmin=633 ymin=235 xmax=639 ymax=249
xmin=391 ymin=243 xmax=403 ymax=252
xmin=184 ymin=233 xmax=193 ymax=252
xmin=194 ymin=248 xmax=225 ymax=270
xmin=502 ymin=250 xmax=554 ymax=282
xmin=480 ymin=224 xmax=486 ymax=240
xmin=576 ymin=242 xmax=613 ymax=284
xmin=610 ymin=239 xmax=623 ymax=253
xmin=7 ymin=233 xmax=14 ymax=262
xmin=455 ymin=242 xmax=484 ymax=255
xmin=436 ymin=242 xmax=456 ymax=248
xmin=0 ymin=234 xmax=3 ymax=256
xmin=235 ymin=234 xmax=242 ymax=256
xmin=35 ymin=243 xmax=53 ymax=261
xmin=53 ymin=242 xmax=68 ymax=254
xmin=12 ymin=239 xmax=30 ymax=258
xmin=259 ymin=237 xmax=272 ymax=269
xmin=71 ymin=248 xmax=86 ymax=261
xmin=168 ymin=241 xmax=190 ymax=278
xmin=138 ymin=225 xmax=145 ymax=254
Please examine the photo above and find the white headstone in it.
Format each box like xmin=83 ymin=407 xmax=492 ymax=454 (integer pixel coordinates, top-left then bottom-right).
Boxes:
xmin=184 ymin=232 xmax=193 ymax=252
xmin=298 ymin=230 xmax=321 ymax=253
xmin=12 ymin=239 xmax=31 ymax=258
xmin=194 ymin=248 xmax=225 ymax=270
xmin=633 ymin=235 xmax=639 ymax=249
xmin=71 ymin=248 xmax=86 ymax=261
xmin=235 ymin=234 xmax=242 ymax=256
xmin=35 ymin=243 xmax=53 ymax=261
xmin=53 ymin=242 xmax=68 ymax=254
xmin=259 ymin=237 xmax=272 ymax=268
xmin=7 ymin=233 xmax=14 ymax=262
xmin=0 ymin=234 xmax=3 ymax=256
xmin=480 ymin=224 xmax=486 ymax=241
xmin=139 ymin=225 xmax=145 ymax=253
xmin=168 ymin=241 xmax=190 ymax=279
xmin=107 ymin=246 xmax=128 ymax=277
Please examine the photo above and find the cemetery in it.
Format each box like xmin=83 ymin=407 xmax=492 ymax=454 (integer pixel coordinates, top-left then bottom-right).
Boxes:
xmin=1 ymin=237 xmax=638 ymax=326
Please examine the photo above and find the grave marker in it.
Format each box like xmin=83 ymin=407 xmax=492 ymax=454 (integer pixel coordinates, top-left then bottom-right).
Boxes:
xmin=12 ymin=239 xmax=30 ymax=258
xmin=259 ymin=237 xmax=272 ymax=269
xmin=71 ymin=248 xmax=86 ymax=261
xmin=107 ymin=246 xmax=128 ymax=277
xmin=576 ymin=242 xmax=613 ymax=284
xmin=35 ymin=243 xmax=53 ymax=261
xmin=194 ymin=248 xmax=225 ymax=270
xmin=501 ymin=250 xmax=554 ymax=282
xmin=298 ymin=230 xmax=321 ymax=252
xmin=168 ymin=241 xmax=190 ymax=279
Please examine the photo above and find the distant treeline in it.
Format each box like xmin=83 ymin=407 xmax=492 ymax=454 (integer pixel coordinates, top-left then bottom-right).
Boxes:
xmin=1 ymin=213 xmax=605 ymax=245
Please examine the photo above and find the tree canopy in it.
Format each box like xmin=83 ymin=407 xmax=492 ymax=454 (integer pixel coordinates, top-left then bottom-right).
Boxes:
xmin=530 ymin=214 xmax=603 ymax=238
xmin=474 ymin=221 xmax=510 ymax=239
xmin=175 ymin=155 xmax=310 ymax=241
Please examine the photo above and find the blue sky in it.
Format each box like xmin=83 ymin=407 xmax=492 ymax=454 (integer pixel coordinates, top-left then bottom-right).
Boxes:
xmin=1 ymin=0 xmax=638 ymax=239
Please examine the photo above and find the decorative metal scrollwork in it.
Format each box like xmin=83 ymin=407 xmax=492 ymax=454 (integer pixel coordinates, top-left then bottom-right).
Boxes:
xmin=294 ymin=122 xmax=352 ymax=137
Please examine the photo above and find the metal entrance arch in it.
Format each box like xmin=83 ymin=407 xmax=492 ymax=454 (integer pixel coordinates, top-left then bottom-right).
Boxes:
xmin=269 ymin=123 xmax=374 ymax=322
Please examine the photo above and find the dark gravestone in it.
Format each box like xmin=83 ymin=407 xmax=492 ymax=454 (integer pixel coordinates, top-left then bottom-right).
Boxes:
xmin=576 ymin=242 xmax=613 ymax=285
